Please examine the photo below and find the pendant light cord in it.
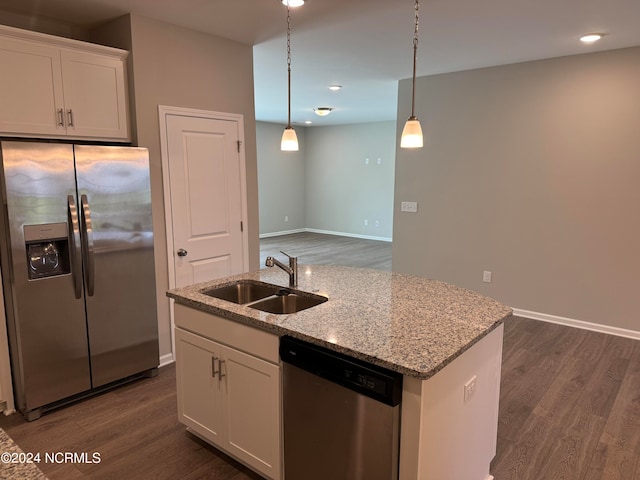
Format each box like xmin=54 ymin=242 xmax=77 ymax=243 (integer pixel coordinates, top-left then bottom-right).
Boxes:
xmin=286 ymin=5 xmax=292 ymax=128
xmin=410 ymin=0 xmax=419 ymax=119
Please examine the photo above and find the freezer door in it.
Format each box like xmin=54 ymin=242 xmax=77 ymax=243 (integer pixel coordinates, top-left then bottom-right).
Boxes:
xmin=0 ymin=142 xmax=91 ymax=412
xmin=74 ymin=145 xmax=159 ymax=387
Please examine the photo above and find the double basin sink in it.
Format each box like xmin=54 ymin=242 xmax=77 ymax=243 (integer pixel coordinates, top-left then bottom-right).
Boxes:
xmin=201 ymin=280 xmax=327 ymax=314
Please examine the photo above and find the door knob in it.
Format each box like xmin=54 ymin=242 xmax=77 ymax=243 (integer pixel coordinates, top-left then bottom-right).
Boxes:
xmin=177 ymin=249 xmax=188 ymax=257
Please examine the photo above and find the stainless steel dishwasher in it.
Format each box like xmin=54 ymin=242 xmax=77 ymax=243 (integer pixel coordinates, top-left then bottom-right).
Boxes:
xmin=280 ymin=336 xmax=403 ymax=480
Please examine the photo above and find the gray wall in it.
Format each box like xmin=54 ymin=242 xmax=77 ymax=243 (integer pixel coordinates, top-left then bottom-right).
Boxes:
xmin=393 ymin=47 xmax=640 ymax=333
xmin=0 ymin=10 xmax=90 ymax=40
xmin=257 ymin=121 xmax=396 ymax=240
xmin=93 ymin=15 xmax=259 ymax=359
xmin=306 ymin=122 xmax=396 ymax=239
xmin=257 ymin=122 xmax=307 ymax=234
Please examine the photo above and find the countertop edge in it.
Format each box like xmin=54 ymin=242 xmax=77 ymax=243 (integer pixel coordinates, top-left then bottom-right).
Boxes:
xmin=167 ymin=292 xmax=512 ymax=380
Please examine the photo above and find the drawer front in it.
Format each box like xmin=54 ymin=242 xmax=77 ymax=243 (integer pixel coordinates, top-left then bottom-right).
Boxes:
xmin=174 ymin=304 xmax=279 ymax=363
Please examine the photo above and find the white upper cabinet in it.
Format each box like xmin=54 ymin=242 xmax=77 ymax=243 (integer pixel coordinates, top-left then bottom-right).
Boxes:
xmin=60 ymin=49 xmax=128 ymax=140
xmin=0 ymin=37 xmax=64 ymax=136
xmin=0 ymin=25 xmax=130 ymax=142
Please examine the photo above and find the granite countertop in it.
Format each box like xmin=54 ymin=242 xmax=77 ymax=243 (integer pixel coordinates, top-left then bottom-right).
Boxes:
xmin=167 ymin=265 xmax=513 ymax=380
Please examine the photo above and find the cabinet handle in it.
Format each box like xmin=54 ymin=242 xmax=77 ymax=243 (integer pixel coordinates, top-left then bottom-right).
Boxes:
xmin=212 ymin=356 xmax=219 ymax=379
xmin=57 ymin=108 xmax=65 ymax=126
xmin=67 ymin=109 xmax=74 ymax=127
xmin=218 ymin=359 xmax=226 ymax=381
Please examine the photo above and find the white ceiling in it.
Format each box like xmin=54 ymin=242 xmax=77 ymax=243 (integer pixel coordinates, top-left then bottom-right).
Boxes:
xmin=1 ymin=0 xmax=639 ymax=126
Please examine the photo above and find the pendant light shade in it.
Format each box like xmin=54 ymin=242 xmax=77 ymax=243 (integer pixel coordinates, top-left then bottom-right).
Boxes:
xmin=281 ymin=4 xmax=299 ymax=151
xmin=281 ymin=127 xmax=299 ymax=151
xmin=401 ymin=0 xmax=424 ymax=149
xmin=401 ymin=117 xmax=423 ymax=148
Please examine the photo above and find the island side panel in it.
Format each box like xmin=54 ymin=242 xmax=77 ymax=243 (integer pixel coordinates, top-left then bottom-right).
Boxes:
xmin=399 ymin=324 xmax=504 ymax=480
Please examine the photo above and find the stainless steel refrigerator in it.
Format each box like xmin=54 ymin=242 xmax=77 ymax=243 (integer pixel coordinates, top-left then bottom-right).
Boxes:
xmin=0 ymin=141 xmax=159 ymax=420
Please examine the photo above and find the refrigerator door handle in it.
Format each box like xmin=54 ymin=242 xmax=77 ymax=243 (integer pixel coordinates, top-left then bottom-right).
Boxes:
xmin=80 ymin=194 xmax=96 ymax=297
xmin=67 ymin=195 xmax=82 ymax=299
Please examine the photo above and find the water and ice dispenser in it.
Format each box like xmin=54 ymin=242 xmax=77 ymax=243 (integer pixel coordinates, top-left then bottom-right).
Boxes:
xmin=24 ymin=223 xmax=70 ymax=279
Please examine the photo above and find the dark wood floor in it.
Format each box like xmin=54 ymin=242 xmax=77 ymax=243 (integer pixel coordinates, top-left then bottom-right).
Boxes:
xmin=491 ymin=316 xmax=640 ymax=479
xmin=0 ymin=367 xmax=262 ymax=480
xmin=2 ymin=235 xmax=638 ymax=479
xmin=260 ymin=232 xmax=392 ymax=271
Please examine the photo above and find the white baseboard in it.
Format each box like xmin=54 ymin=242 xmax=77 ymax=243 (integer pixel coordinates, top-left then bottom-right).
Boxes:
xmin=513 ymin=308 xmax=640 ymax=341
xmin=260 ymin=227 xmax=392 ymax=242
xmin=259 ymin=228 xmax=306 ymax=238
xmin=305 ymin=228 xmax=392 ymax=242
xmin=159 ymin=352 xmax=175 ymax=367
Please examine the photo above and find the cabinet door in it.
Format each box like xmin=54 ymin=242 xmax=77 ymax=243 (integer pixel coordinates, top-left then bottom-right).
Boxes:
xmin=0 ymin=37 xmax=65 ymax=136
xmin=175 ymin=328 xmax=224 ymax=447
xmin=222 ymin=345 xmax=282 ymax=480
xmin=60 ymin=50 xmax=129 ymax=140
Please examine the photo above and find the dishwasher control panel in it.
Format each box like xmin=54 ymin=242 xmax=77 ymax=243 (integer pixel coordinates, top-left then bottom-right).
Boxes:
xmin=343 ymin=369 xmax=387 ymax=396
xmin=280 ymin=336 xmax=403 ymax=406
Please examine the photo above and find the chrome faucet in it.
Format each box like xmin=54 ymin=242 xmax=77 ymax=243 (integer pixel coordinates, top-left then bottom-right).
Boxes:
xmin=265 ymin=251 xmax=298 ymax=287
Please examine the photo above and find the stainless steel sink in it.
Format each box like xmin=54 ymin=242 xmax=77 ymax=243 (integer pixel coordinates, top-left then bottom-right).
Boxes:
xmin=201 ymin=280 xmax=281 ymax=304
xmin=201 ymin=279 xmax=327 ymax=314
xmin=248 ymin=292 xmax=328 ymax=314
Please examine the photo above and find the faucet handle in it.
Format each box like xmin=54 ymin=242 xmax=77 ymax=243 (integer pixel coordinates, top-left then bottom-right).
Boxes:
xmin=280 ymin=251 xmax=298 ymax=287
xmin=280 ymin=251 xmax=298 ymax=273
xmin=280 ymin=250 xmax=297 ymax=260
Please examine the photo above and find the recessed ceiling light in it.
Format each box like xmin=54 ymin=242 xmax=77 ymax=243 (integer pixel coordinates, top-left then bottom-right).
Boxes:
xmin=580 ymin=33 xmax=604 ymax=44
xmin=329 ymin=85 xmax=342 ymax=91
xmin=305 ymin=120 xmax=312 ymax=124
xmin=282 ymin=0 xmax=305 ymax=6
xmin=313 ymin=107 xmax=333 ymax=116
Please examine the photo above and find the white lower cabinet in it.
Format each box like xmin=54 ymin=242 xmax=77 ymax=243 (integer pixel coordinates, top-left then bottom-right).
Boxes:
xmin=175 ymin=329 xmax=225 ymax=444
xmin=174 ymin=305 xmax=281 ymax=480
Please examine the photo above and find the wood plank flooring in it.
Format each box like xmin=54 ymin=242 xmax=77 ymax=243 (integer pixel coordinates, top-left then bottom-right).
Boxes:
xmin=259 ymin=232 xmax=392 ymax=271
xmin=1 ymin=234 xmax=638 ymax=479
xmin=491 ymin=316 xmax=640 ymax=479
xmin=0 ymin=368 xmax=261 ymax=480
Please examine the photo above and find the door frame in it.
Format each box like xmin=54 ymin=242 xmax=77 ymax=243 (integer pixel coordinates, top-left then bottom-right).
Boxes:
xmin=158 ymin=105 xmax=250 ymax=355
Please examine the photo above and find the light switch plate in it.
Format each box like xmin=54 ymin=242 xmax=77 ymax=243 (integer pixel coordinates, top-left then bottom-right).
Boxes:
xmin=401 ymin=201 xmax=418 ymax=213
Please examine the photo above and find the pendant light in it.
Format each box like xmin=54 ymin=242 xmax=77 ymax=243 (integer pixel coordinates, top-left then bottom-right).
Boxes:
xmin=400 ymin=0 xmax=424 ymax=149
xmin=281 ymin=3 xmax=299 ymax=151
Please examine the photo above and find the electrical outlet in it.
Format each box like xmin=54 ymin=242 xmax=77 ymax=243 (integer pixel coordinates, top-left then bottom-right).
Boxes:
xmin=376 ymin=157 xmax=382 ymax=165
xmin=483 ymin=271 xmax=492 ymax=283
xmin=364 ymin=219 xmax=368 ymax=226
xmin=284 ymin=215 xmax=289 ymax=222
xmin=375 ymin=220 xmax=380 ymax=227
xmin=364 ymin=158 xmax=370 ymax=165
xmin=464 ymin=375 xmax=477 ymax=404
xmin=401 ymin=201 xmax=418 ymax=213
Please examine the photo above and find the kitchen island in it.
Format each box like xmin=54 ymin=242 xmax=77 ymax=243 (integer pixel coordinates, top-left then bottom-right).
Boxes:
xmin=167 ymin=264 xmax=512 ymax=480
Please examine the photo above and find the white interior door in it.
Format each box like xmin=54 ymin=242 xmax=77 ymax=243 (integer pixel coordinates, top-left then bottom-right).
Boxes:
xmin=160 ymin=106 xmax=248 ymax=292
